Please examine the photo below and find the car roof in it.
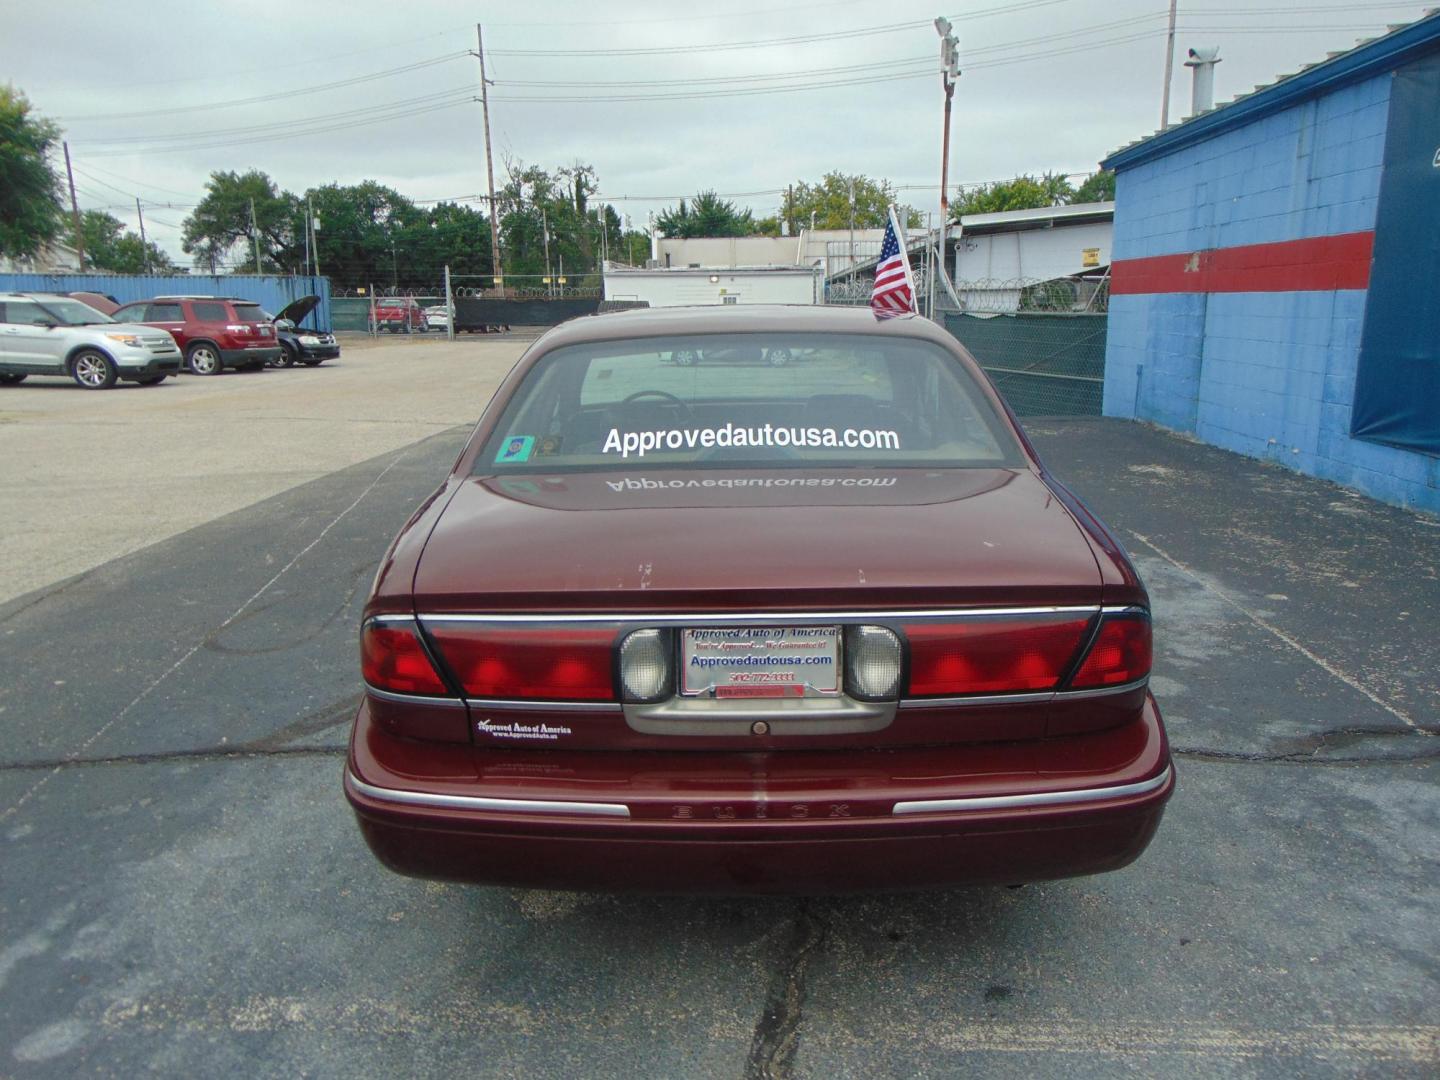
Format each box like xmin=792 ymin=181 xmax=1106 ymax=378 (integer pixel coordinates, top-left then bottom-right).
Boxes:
xmin=532 ymin=303 xmax=945 ymax=350
xmin=143 ymin=295 xmax=253 ymax=302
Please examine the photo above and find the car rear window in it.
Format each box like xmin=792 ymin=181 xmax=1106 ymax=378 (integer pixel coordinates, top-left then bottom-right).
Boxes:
xmin=475 ymin=332 xmax=1023 ymax=472
xmin=192 ymin=302 xmax=228 ymax=322
xmin=232 ymin=303 xmax=266 ymax=322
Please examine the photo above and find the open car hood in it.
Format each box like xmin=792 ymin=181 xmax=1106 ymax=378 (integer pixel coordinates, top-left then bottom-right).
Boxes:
xmin=274 ymin=295 xmax=321 ymax=325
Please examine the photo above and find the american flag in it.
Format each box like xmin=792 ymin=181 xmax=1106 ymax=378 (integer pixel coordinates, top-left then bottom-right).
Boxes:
xmin=870 ymin=213 xmax=915 ymax=317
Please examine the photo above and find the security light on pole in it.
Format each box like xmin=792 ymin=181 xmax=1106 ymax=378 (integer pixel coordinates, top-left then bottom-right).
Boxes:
xmin=935 ymin=16 xmax=961 ymax=226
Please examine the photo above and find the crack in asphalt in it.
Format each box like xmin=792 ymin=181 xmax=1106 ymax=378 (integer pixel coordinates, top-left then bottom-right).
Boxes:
xmin=1173 ymin=723 xmax=1440 ymax=765
xmin=0 ymin=745 xmax=347 ymax=772
xmin=0 ymin=694 xmax=361 ymax=773
xmin=744 ymin=902 xmax=828 ymax=1080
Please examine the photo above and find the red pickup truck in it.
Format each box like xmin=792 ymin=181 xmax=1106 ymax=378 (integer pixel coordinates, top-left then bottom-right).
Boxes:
xmin=369 ymin=296 xmax=428 ymax=333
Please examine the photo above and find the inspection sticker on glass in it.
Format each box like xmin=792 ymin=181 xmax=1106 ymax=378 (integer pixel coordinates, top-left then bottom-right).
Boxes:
xmin=681 ymin=626 xmax=840 ymax=698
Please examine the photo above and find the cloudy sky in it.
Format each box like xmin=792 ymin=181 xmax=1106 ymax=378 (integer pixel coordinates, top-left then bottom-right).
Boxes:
xmin=5 ymin=0 xmax=1434 ymax=264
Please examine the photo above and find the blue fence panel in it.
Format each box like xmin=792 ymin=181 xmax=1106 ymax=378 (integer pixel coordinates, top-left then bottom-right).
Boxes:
xmin=0 ymin=274 xmax=333 ymax=330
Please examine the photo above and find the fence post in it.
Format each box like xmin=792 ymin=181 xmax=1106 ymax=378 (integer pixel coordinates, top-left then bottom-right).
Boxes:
xmin=368 ymin=286 xmax=377 ymax=338
xmin=445 ymin=264 xmax=454 ymax=342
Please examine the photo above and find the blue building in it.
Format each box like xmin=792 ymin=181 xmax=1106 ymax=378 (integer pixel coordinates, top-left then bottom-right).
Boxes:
xmin=1102 ymin=14 xmax=1440 ymax=513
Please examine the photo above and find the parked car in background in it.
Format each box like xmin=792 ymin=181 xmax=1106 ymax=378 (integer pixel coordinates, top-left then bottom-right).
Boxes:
xmin=269 ymin=295 xmax=340 ymax=367
xmin=111 ymin=296 xmax=281 ymax=375
xmin=0 ymin=292 xmax=181 ymax=389
xmin=345 ymin=304 xmax=1173 ymax=893
xmin=370 ymin=296 xmax=428 ymax=334
xmin=65 ymin=291 xmax=121 ymax=316
xmin=423 ymin=305 xmax=450 ymax=333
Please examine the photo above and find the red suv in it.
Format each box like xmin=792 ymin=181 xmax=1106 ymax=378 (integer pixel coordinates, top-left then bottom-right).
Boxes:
xmin=112 ymin=296 xmax=282 ymax=375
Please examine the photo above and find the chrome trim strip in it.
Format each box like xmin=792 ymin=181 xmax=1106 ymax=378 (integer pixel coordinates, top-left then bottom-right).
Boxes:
xmin=418 ymin=606 xmax=1114 ymax=624
xmin=365 ymin=683 xmax=467 ymax=708
xmin=1055 ymin=676 xmax=1151 ymax=701
xmin=900 ymin=690 xmax=1053 ymax=709
xmin=347 ymin=771 xmax=631 ymax=818
xmin=467 ymin=697 xmax=622 ymax=713
xmin=891 ymin=765 xmax=1172 ymax=815
xmin=897 ymin=675 xmax=1150 ymax=709
xmin=368 ymin=614 xmax=418 ymax=625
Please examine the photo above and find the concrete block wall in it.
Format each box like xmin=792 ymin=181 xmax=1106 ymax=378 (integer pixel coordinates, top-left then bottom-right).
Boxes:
xmin=1105 ymin=72 xmax=1440 ymax=514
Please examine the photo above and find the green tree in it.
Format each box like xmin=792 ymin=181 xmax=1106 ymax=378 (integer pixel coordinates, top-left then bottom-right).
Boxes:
xmin=69 ymin=209 xmax=174 ymax=274
xmin=0 ymin=86 xmax=66 ymax=260
xmin=497 ymin=160 xmax=615 ymax=285
xmin=1073 ymin=169 xmax=1116 ymax=204
xmin=784 ymin=173 xmax=922 ymax=233
xmin=182 ymin=169 xmax=298 ymax=272
xmin=952 ymin=175 xmax=1050 ymax=219
xmin=656 ymin=190 xmax=754 ymax=239
xmin=289 ymin=180 xmax=426 ymax=286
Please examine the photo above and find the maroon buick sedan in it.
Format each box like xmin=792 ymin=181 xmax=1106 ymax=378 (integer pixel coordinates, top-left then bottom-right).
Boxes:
xmin=345 ymin=304 xmax=1173 ymax=893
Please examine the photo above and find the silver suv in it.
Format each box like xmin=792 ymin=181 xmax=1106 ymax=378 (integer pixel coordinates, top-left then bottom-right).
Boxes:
xmin=0 ymin=293 xmax=182 ymax=390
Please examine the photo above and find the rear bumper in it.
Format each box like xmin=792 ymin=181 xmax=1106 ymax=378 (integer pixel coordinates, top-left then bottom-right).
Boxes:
xmin=345 ymin=694 xmax=1174 ymax=894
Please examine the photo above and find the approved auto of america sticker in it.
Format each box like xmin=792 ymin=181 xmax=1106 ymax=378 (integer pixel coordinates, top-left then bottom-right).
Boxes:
xmin=682 ymin=626 xmax=840 ymax=698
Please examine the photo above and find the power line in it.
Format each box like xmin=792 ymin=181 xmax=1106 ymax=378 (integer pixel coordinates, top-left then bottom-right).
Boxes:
xmin=78 ymin=87 xmax=475 ymax=148
xmin=83 ymin=97 xmax=475 ymax=157
xmin=489 ymin=16 xmax=938 ymax=56
xmin=57 ymin=52 xmax=471 ymax=122
xmin=496 ymin=54 xmax=934 ymax=88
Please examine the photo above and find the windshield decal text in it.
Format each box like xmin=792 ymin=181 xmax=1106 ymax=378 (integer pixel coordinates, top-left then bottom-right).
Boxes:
xmin=601 ymin=423 xmax=900 ymax=459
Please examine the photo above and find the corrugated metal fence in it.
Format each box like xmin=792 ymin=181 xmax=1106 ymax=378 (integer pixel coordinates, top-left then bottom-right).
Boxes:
xmin=0 ymin=274 xmax=333 ymax=329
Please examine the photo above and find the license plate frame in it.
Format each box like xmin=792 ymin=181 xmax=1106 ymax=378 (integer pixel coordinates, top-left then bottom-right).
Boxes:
xmin=680 ymin=625 xmax=842 ymax=699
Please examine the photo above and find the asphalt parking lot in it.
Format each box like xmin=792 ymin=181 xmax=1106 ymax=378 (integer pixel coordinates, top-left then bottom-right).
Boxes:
xmin=1 ymin=338 xmax=1435 ymax=1077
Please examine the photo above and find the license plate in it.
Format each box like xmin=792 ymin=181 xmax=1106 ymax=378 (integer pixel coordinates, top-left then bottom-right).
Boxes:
xmin=681 ymin=626 xmax=840 ymax=698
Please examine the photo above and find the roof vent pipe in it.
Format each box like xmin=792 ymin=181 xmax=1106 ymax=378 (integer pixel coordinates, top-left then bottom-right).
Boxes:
xmin=1185 ymin=47 xmax=1222 ymax=115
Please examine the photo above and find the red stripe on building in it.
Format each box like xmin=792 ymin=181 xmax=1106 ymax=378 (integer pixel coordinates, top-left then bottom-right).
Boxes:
xmin=1110 ymin=231 xmax=1374 ymax=295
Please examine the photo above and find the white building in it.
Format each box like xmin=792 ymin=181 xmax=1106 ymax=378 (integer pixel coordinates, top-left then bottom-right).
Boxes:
xmin=953 ymin=202 xmax=1114 ymax=312
xmin=654 ymin=229 xmax=886 ymax=277
xmin=602 ymin=265 xmax=822 ymax=307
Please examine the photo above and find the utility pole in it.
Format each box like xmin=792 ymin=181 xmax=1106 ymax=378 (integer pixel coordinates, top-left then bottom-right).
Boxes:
xmin=249 ymin=197 xmax=262 ymax=274
xmin=391 ymin=238 xmax=398 ymax=290
xmin=1160 ymin=0 xmax=1179 ymax=129
xmin=935 ymin=18 xmax=960 ymax=227
xmin=848 ymin=177 xmax=855 ymax=272
xmin=135 ymin=198 xmax=149 ymax=274
xmin=63 ymin=141 xmax=84 ymax=271
xmin=309 ymin=200 xmax=321 ymax=279
xmin=476 ymin=25 xmax=505 ymax=294
xmin=542 ymin=207 xmax=552 ymax=297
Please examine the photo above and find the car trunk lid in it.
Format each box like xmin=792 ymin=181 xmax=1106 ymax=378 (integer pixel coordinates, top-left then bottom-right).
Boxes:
xmin=413 ymin=466 xmax=1102 ymax=612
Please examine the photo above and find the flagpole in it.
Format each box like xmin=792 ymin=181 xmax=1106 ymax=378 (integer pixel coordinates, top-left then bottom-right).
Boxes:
xmin=889 ymin=205 xmax=919 ymax=315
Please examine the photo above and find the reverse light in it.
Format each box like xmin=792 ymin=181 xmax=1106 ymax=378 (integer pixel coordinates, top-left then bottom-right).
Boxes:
xmin=619 ymin=629 xmax=673 ymax=703
xmin=844 ymin=625 xmax=902 ymax=700
xmin=1069 ymin=615 xmax=1151 ymax=689
xmin=361 ymin=621 xmax=449 ymax=696
xmin=904 ymin=615 xmax=1092 ymax=696
xmin=425 ymin=623 xmax=617 ymax=701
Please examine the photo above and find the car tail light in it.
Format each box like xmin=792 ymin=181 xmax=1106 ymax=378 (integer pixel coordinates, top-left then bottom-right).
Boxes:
xmin=844 ymin=625 xmax=902 ymax=700
xmin=619 ymin=629 xmax=673 ymax=703
xmin=1069 ymin=615 xmax=1151 ymax=689
xmin=903 ymin=615 xmax=1092 ymax=696
xmin=361 ymin=621 xmax=449 ymax=696
xmin=226 ymin=324 xmax=251 ymax=334
xmin=425 ymin=624 xmax=616 ymax=701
